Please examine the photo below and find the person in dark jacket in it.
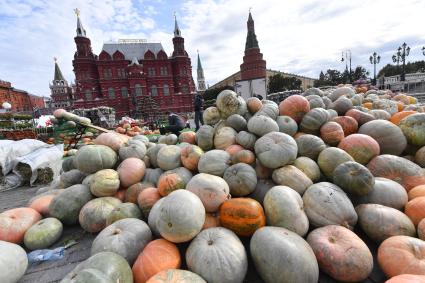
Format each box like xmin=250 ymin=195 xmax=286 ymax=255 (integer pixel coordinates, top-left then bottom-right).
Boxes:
xmin=160 ymin=112 xmax=185 ymax=135
xmin=194 ymin=93 xmax=204 ymax=131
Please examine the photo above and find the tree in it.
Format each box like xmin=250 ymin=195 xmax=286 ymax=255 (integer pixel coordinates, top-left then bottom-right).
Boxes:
xmin=267 ymin=74 xmax=302 ymax=93
xmin=352 ymin=66 xmax=369 ymax=81
xmin=378 ymin=60 xmax=425 ymax=77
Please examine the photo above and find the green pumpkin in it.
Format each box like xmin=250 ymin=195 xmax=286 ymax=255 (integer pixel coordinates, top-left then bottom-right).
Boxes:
xmin=91 ymin=218 xmax=152 ymax=265
xmin=61 ymin=252 xmax=133 ymax=283
xmin=106 ymin=203 xmax=142 ymax=226
xmin=49 ymin=184 xmax=93 ymax=225
xmin=74 ymin=145 xmax=118 ymax=174
xmin=60 ymin=169 xmax=87 ymax=189
xmin=24 ymin=218 xmax=63 ymax=250
xmin=90 ymin=169 xmax=120 ymax=197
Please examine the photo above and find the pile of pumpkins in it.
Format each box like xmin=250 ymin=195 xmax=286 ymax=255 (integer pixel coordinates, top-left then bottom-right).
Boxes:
xmin=2 ymin=86 xmax=425 ymax=283
xmin=115 ymin=123 xmax=144 ymax=137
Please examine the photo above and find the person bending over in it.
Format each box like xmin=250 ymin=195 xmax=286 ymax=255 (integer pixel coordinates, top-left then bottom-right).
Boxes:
xmin=160 ymin=111 xmax=185 ymax=135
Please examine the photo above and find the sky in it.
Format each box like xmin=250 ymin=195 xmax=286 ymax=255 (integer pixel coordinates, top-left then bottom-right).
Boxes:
xmin=0 ymin=0 xmax=425 ymax=97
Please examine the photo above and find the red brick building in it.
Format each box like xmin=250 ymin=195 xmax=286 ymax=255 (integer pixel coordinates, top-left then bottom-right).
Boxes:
xmin=0 ymin=80 xmax=45 ymax=112
xmin=72 ymin=11 xmax=196 ymax=118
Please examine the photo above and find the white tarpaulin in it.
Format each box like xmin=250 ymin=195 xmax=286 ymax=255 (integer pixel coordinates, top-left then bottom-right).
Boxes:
xmin=0 ymin=139 xmax=47 ymax=176
xmin=13 ymin=144 xmax=63 ymax=186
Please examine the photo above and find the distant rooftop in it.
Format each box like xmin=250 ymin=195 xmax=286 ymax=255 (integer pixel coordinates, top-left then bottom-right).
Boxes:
xmin=101 ymin=39 xmax=165 ymax=60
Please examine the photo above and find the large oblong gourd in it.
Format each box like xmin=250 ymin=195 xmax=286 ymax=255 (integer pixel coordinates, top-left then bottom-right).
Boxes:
xmin=250 ymin=227 xmax=319 ymax=283
xmin=368 ymin=154 xmax=425 ymax=191
xmin=272 ymin=165 xmax=313 ymax=195
xmin=91 ymin=218 xmax=152 ymax=265
xmin=247 ymin=115 xmax=279 ymax=136
xmin=198 ymin=149 xmax=231 ymax=177
xmin=303 ymin=182 xmax=358 ymax=229
xmin=24 ymin=218 xmax=63 ymax=250
xmin=355 ymin=177 xmax=408 ymax=210
xmin=333 ymin=161 xmax=374 ymax=196
xmin=186 ymin=227 xmax=247 ymax=283
xmin=356 ymin=204 xmax=416 ymax=242
xmin=255 ymin=132 xmax=297 ymax=169
xmin=49 ymin=184 xmax=93 ymax=225
xmin=359 ymin=120 xmax=407 ymax=155
xmin=74 ymin=145 xmax=118 ymax=174
xmin=264 ymin=186 xmax=309 ymax=236
xmin=186 ymin=173 xmax=229 ymax=212
xmin=61 ymin=252 xmax=133 ymax=283
xmin=0 ymin=240 xmax=28 ymax=283
xmin=307 ymin=225 xmax=373 ymax=282
xmin=157 ymin=190 xmax=205 ymax=243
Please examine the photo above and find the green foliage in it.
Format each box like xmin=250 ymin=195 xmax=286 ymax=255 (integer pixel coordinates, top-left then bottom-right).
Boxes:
xmin=267 ymin=74 xmax=302 ymax=93
xmin=314 ymin=66 xmax=369 ymax=87
xmin=377 ymin=60 xmax=425 ymax=77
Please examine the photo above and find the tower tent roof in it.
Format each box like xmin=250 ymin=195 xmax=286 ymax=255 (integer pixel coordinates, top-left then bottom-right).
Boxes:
xmin=245 ymin=11 xmax=259 ymax=50
xmin=197 ymin=52 xmax=203 ymax=70
xmin=53 ymin=59 xmax=66 ymax=82
xmin=101 ymin=42 xmax=165 ymax=60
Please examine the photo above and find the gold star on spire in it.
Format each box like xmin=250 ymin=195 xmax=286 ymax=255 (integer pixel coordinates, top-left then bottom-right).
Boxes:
xmin=53 ymin=57 xmax=57 ymax=62
xmin=74 ymin=8 xmax=80 ymax=17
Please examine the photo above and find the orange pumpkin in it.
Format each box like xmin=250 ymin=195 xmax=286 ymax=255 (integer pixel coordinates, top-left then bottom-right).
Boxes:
xmin=405 ymin=197 xmax=425 ymax=225
xmin=225 ymin=144 xmax=244 ymax=157
xmin=345 ymin=109 xmax=375 ymax=125
xmin=137 ymin=187 xmax=161 ymax=217
xmin=202 ymin=213 xmax=221 ymax=230
xmin=219 ymin=198 xmax=266 ymax=237
xmin=338 ymin=134 xmax=380 ymax=165
xmin=28 ymin=194 xmax=56 ymax=217
xmin=385 ymin=274 xmax=425 ymax=283
xmin=179 ymin=131 xmax=196 ymax=144
xmin=391 ymin=111 xmax=417 ymax=125
xmin=320 ymin=121 xmax=345 ymax=146
xmin=125 ymin=182 xmax=153 ymax=203
xmin=246 ymin=97 xmax=262 ymax=114
xmin=114 ymin=188 xmax=127 ymax=201
xmin=157 ymin=172 xmax=186 ymax=197
xmin=132 ymin=239 xmax=181 ymax=283
xmin=332 ymin=116 xmax=358 ymax=136
xmin=0 ymin=207 xmax=42 ymax=243
xmin=117 ymin=158 xmax=146 ymax=188
xmin=279 ymin=95 xmax=310 ymax=123
xmin=180 ymin=145 xmax=203 ymax=171
xmin=362 ymin=102 xmax=373 ymax=110
xmin=378 ymin=235 xmax=425 ymax=278
xmin=232 ymin=149 xmax=256 ymax=165
xmin=408 ymin=185 xmax=425 ymax=201
xmin=418 ymin=219 xmax=425 ymax=241
xmin=397 ymin=102 xmax=405 ymax=112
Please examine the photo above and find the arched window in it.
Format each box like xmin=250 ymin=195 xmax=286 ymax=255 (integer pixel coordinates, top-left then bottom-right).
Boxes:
xmin=135 ymin=84 xmax=142 ymax=96
xmin=108 ymin=87 xmax=115 ymax=99
xmin=85 ymin=89 xmax=92 ymax=100
xmin=121 ymin=87 xmax=128 ymax=98
xmin=163 ymin=84 xmax=169 ymax=96
xmin=151 ymin=85 xmax=157 ymax=96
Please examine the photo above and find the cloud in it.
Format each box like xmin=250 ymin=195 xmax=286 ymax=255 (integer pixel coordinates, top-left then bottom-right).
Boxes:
xmin=0 ymin=0 xmax=425 ymax=97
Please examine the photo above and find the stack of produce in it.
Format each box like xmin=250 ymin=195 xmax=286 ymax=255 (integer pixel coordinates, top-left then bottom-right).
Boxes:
xmin=51 ymin=109 xmax=95 ymax=146
xmin=116 ymin=122 xmax=143 ymax=137
xmin=2 ymin=86 xmax=425 ymax=283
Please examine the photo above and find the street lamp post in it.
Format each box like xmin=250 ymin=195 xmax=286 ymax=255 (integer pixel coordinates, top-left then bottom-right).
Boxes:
xmin=393 ymin=42 xmax=410 ymax=81
xmin=369 ymin=52 xmax=381 ymax=86
xmin=341 ymin=50 xmax=352 ymax=83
